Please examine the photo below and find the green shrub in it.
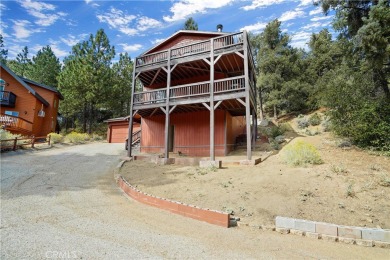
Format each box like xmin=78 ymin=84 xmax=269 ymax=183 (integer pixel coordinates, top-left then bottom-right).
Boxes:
xmin=48 ymin=132 xmax=63 ymax=144
xmin=282 ymin=140 xmax=323 ymax=166
xmin=0 ymin=129 xmax=25 ymax=146
xmin=64 ymin=132 xmax=90 ymax=144
xmin=308 ymin=113 xmax=321 ymax=126
xmin=297 ymin=117 xmax=309 ymax=129
xmin=91 ymin=134 xmax=104 ymax=141
xmin=279 ymin=122 xmax=293 ymax=132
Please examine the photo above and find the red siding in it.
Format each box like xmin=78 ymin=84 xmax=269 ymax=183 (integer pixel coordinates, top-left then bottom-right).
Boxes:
xmin=141 ymin=110 xmax=226 ymax=156
xmin=107 ymin=121 xmax=140 ymax=143
xmin=1 ymin=68 xmax=60 ymax=137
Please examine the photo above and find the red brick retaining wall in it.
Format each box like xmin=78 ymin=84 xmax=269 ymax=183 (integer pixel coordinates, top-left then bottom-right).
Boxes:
xmin=117 ymin=176 xmax=230 ymax=228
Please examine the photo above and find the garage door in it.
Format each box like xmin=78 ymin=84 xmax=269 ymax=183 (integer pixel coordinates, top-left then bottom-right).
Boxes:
xmin=110 ymin=125 xmax=128 ymax=143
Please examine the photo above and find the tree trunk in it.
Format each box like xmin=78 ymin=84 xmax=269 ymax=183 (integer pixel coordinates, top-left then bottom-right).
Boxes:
xmin=88 ymin=103 xmax=94 ymax=134
xmin=258 ymin=88 xmax=264 ymax=120
xmin=83 ymin=102 xmax=87 ymax=133
xmin=374 ymin=69 xmax=390 ymax=100
xmin=273 ymin=104 xmax=277 ymax=119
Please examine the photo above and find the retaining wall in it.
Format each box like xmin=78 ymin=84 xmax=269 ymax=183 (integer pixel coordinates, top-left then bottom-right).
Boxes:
xmin=117 ymin=176 xmax=230 ymax=228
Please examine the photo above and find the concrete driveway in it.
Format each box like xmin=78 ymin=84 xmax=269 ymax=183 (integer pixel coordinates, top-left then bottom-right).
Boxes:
xmin=1 ymin=143 xmax=388 ymax=259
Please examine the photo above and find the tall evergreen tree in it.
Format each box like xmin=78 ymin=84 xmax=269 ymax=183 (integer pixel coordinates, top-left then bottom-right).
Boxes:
xmin=27 ymin=46 xmax=61 ymax=87
xmin=0 ymin=34 xmax=8 ymax=64
xmin=7 ymin=46 xmax=32 ymax=77
xmin=183 ymin=17 xmax=198 ymax=30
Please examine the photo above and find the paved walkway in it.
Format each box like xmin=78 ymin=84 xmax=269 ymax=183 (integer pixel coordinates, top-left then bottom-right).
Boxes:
xmin=1 ymin=143 xmax=388 ymax=259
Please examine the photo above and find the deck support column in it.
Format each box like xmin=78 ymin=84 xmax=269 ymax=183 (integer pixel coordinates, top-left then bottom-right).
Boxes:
xmin=209 ymin=38 xmax=215 ymax=161
xmin=164 ymin=49 xmax=172 ymax=159
xmin=127 ymin=62 xmax=138 ymax=157
xmin=243 ymin=31 xmax=252 ymax=160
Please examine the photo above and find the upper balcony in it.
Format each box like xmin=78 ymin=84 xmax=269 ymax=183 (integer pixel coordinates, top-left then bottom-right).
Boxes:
xmin=135 ymin=32 xmax=254 ymax=72
xmin=0 ymin=91 xmax=17 ymax=107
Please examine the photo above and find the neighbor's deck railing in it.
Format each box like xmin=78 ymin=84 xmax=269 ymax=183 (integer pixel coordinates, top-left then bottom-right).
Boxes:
xmin=0 ymin=135 xmax=50 ymax=151
xmin=0 ymin=114 xmax=33 ymax=132
xmin=133 ymin=76 xmax=246 ymax=105
xmin=136 ymin=32 xmax=245 ymax=67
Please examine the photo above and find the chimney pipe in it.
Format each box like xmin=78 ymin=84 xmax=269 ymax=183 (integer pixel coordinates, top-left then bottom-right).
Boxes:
xmin=217 ymin=24 xmax=223 ymax=32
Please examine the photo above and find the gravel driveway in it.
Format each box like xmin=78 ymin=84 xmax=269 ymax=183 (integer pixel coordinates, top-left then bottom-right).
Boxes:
xmin=1 ymin=143 xmax=388 ymax=259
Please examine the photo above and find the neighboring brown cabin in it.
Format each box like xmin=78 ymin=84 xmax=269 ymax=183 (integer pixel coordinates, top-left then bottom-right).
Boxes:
xmin=105 ymin=115 xmax=141 ymax=143
xmin=127 ymin=29 xmax=258 ymax=160
xmin=0 ymin=63 xmax=63 ymax=137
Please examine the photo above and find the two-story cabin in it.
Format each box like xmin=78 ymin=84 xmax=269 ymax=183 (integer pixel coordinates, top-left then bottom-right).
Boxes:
xmin=0 ymin=63 xmax=63 ymax=137
xmin=127 ymin=29 xmax=257 ymax=162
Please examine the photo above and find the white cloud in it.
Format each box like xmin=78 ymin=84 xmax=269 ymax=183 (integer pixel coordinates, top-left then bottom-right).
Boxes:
xmin=137 ymin=17 xmax=162 ymax=31
xmin=7 ymin=44 xmax=26 ymax=59
xmin=240 ymin=22 xmax=267 ymax=34
xmin=163 ymin=0 xmax=233 ymax=22
xmin=17 ymin=0 xmax=66 ymax=27
xmin=301 ymin=22 xmax=322 ymax=30
xmin=279 ymin=8 xmax=305 ymax=22
xmin=241 ymin=0 xmax=285 ymax=11
xmin=291 ymin=31 xmax=311 ymax=41
xmin=309 ymin=6 xmax=322 ymax=16
xmin=85 ymin=0 xmax=99 ymax=7
xmin=97 ymin=8 xmax=161 ymax=36
xmin=311 ymin=15 xmax=332 ymax=22
xmin=12 ymin=20 xmax=42 ymax=40
xmin=119 ymin=43 xmax=143 ymax=52
xmin=60 ymin=34 xmax=88 ymax=47
xmin=0 ymin=3 xmax=6 ymax=10
xmin=298 ymin=0 xmax=313 ymax=7
xmin=97 ymin=7 xmax=138 ymax=35
xmin=290 ymin=40 xmax=308 ymax=49
xmin=151 ymin=38 xmax=166 ymax=45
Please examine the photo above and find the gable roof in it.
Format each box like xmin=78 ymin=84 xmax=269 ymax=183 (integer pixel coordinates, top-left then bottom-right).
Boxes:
xmin=0 ymin=63 xmax=64 ymax=106
xmin=142 ymin=30 xmax=227 ymax=56
xmin=21 ymin=77 xmax=64 ymax=100
xmin=1 ymin=63 xmax=50 ymax=107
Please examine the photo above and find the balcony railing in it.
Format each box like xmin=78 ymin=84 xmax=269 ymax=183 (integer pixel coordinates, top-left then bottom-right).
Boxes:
xmin=135 ymin=32 xmax=245 ymax=67
xmin=0 ymin=113 xmax=33 ymax=133
xmin=133 ymin=76 xmax=248 ymax=106
xmin=0 ymin=91 xmax=17 ymax=107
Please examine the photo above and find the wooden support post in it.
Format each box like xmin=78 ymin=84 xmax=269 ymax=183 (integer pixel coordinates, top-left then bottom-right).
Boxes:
xmin=13 ymin=137 xmax=17 ymax=151
xmin=243 ymin=30 xmax=252 ymax=160
xmin=210 ymin=38 xmax=215 ymax=161
xmin=127 ymin=61 xmax=138 ymax=157
xmin=164 ymin=49 xmax=172 ymax=159
xmin=31 ymin=135 xmax=35 ymax=148
xmin=48 ymin=135 xmax=51 ymax=146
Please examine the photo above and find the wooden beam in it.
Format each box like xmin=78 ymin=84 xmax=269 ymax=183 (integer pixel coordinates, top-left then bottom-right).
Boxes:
xmin=203 ymin=58 xmax=211 ymax=66
xmin=202 ymin=102 xmax=210 ymax=111
xmin=214 ymin=100 xmax=222 ymax=110
xmin=214 ymin=54 xmax=222 ymax=65
xmin=164 ymin=49 xmax=172 ymax=159
xmin=127 ymin=59 xmax=137 ymax=157
xmin=171 ymin=64 xmax=178 ymax=72
xmin=236 ymin=98 xmax=246 ymax=106
xmin=235 ymin=51 xmax=244 ymax=59
xmin=149 ymin=68 xmax=161 ymax=86
xmin=135 ymin=72 xmax=141 ymax=79
xmin=132 ymin=110 xmax=139 ymax=117
xmin=210 ymin=38 xmax=215 ymax=161
xmin=149 ymin=107 xmax=159 ymax=117
xmin=161 ymin=66 xmax=168 ymax=73
xmin=243 ymin=31 xmax=252 ymax=160
xmin=169 ymin=105 xmax=177 ymax=114
xmin=160 ymin=106 xmax=166 ymax=114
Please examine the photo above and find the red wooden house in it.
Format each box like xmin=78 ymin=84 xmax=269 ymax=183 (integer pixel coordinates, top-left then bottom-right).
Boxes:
xmin=127 ymin=29 xmax=257 ymax=162
xmin=0 ymin=63 xmax=63 ymax=137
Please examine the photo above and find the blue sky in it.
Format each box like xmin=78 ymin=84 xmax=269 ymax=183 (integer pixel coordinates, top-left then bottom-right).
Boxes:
xmin=0 ymin=0 xmax=334 ymax=61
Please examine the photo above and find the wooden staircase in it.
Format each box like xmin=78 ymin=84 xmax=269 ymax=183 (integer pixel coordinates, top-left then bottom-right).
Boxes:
xmin=0 ymin=114 xmax=33 ymax=135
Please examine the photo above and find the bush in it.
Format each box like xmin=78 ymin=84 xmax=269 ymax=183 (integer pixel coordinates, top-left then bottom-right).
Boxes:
xmin=279 ymin=122 xmax=293 ymax=132
xmin=282 ymin=140 xmax=323 ymax=166
xmin=297 ymin=117 xmax=309 ymax=129
xmin=308 ymin=113 xmax=321 ymax=126
xmin=0 ymin=129 xmax=25 ymax=146
xmin=91 ymin=134 xmax=104 ymax=141
xmin=48 ymin=132 xmax=63 ymax=144
xmin=64 ymin=132 xmax=90 ymax=144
